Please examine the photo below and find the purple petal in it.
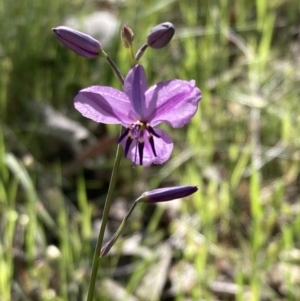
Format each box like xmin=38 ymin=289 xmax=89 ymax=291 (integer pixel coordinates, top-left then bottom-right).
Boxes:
xmin=139 ymin=185 xmax=198 ymax=203
xmin=145 ymin=80 xmax=202 ymax=128
xmin=120 ymin=129 xmax=173 ymax=166
xmin=124 ymin=65 xmax=147 ymax=117
xmin=74 ymin=86 xmax=136 ymax=126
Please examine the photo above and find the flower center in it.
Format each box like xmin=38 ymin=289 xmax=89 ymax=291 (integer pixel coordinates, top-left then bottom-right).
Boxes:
xmin=118 ymin=120 xmax=161 ymax=165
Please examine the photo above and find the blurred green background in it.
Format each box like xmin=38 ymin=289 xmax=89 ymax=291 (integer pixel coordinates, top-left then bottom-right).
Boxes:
xmin=1 ymin=0 xmax=300 ymax=300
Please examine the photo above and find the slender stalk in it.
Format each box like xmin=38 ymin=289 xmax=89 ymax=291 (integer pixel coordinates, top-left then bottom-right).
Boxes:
xmin=134 ymin=43 xmax=148 ymax=61
xmin=86 ymin=54 xmax=125 ymax=301
xmin=100 ymin=200 xmax=138 ymax=256
xmin=100 ymin=49 xmax=124 ymax=85
xmin=128 ymin=45 xmax=136 ymax=66
xmin=86 ymin=143 xmax=123 ymax=301
xmin=106 ymin=55 xmax=124 ymax=86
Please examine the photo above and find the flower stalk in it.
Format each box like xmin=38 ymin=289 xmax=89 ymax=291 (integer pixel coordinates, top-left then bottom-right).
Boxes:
xmin=105 ymin=54 xmax=124 ymax=86
xmin=100 ymin=200 xmax=138 ymax=256
xmin=86 ymin=141 xmax=123 ymax=301
xmin=86 ymin=50 xmax=125 ymax=301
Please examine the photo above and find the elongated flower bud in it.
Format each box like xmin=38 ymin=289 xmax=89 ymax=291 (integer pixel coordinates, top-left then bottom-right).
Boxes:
xmin=137 ymin=185 xmax=198 ymax=203
xmin=146 ymin=22 xmax=175 ymax=49
xmin=100 ymin=185 xmax=197 ymax=257
xmin=52 ymin=26 xmax=102 ymax=58
xmin=121 ymin=25 xmax=134 ymax=48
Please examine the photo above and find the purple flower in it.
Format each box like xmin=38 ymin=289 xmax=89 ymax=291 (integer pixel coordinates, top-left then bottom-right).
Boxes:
xmin=74 ymin=65 xmax=202 ymax=166
xmin=138 ymin=185 xmax=198 ymax=203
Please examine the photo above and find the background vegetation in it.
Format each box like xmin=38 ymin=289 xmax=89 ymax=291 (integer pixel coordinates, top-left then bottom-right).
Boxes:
xmin=1 ymin=0 xmax=300 ymax=300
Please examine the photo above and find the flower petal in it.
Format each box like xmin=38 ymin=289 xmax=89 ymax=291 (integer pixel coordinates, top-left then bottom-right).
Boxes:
xmin=74 ymin=86 xmax=135 ymax=125
xmin=120 ymin=129 xmax=173 ymax=166
xmin=145 ymin=80 xmax=202 ymax=127
xmin=124 ymin=65 xmax=147 ymax=118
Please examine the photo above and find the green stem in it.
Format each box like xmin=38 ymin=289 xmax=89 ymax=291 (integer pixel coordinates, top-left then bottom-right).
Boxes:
xmin=100 ymin=200 xmax=138 ymax=256
xmin=105 ymin=54 xmax=124 ymax=86
xmin=134 ymin=43 xmax=148 ymax=62
xmin=87 ymin=50 xmax=129 ymax=301
xmin=86 ymin=142 xmax=123 ymax=301
xmin=86 ymin=52 xmax=125 ymax=301
xmin=128 ymin=45 xmax=137 ymax=66
xmin=100 ymin=49 xmax=124 ymax=85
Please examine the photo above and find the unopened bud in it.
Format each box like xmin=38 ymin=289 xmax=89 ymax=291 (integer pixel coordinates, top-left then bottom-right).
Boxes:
xmin=137 ymin=185 xmax=198 ymax=203
xmin=121 ymin=25 xmax=134 ymax=48
xmin=146 ymin=22 xmax=175 ymax=49
xmin=52 ymin=26 xmax=102 ymax=58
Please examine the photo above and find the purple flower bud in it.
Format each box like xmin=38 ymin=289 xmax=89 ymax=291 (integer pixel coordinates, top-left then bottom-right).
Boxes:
xmin=52 ymin=26 xmax=102 ymax=58
xmin=138 ymin=185 xmax=198 ymax=203
xmin=146 ymin=22 xmax=175 ymax=49
xmin=121 ymin=25 xmax=134 ymax=48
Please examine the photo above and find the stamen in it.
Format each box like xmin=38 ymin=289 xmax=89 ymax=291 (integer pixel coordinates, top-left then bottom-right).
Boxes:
xmin=134 ymin=139 xmax=138 ymax=165
xmin=147 ymin=125 xmax=160 ymax=138
xmin=124 ymin=137 xmax=133 ymax=157
xmin=118 ymin=128 xmax=130 ymax=143
xmin=148 ymin=135 xmax=157 ymax=157
xmin=117 ymin=121 xmax=162 ymax=165
xmin=138 ymin=141 xmax=144 ymax=165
